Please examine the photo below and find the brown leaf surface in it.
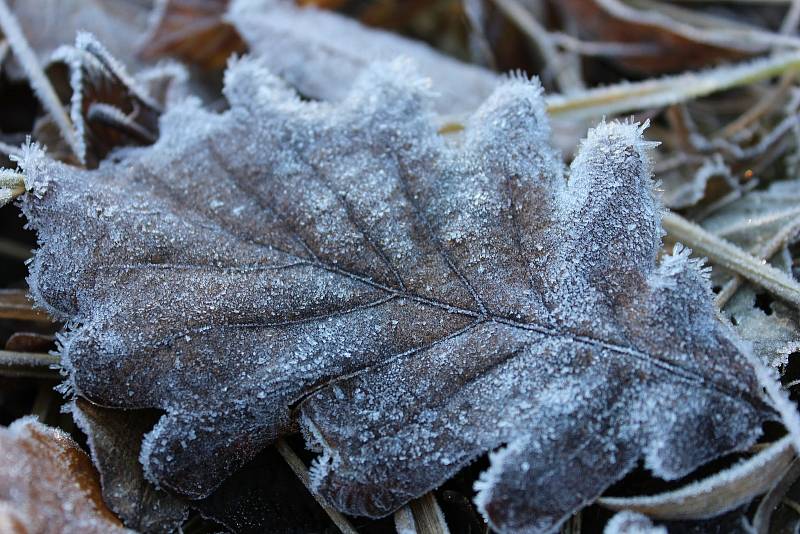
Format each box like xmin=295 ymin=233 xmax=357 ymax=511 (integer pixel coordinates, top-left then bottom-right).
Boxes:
xmin=0 ymin=417 xmax=131 ymax=534
xmin=139 ymin=0 xmax=245 ymax=70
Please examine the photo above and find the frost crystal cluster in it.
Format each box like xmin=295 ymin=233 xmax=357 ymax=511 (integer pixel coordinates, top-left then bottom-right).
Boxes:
xmin=19 ymin=57 xmax=771 ymax=533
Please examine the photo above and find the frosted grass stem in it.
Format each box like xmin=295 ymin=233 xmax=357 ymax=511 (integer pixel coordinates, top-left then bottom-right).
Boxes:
xmin=662 ymin=211 xmax=800 ymax=308
xmin=546 ymin=51 xmax=800 ymax=119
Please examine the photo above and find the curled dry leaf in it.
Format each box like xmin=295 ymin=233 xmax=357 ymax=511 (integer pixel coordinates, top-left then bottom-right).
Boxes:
xmin=71 ymin=400 xmax=190 ymax=533
xmin=72 ymin=398 xmax=333 ymax=533
xmin=18 ymin=57 xmax=775 ymax=533
xmin=226 ymin=0 xmax=500 ymax=115
xmin=139 ymin=0 xmax=246 ymax=70
xmin=599 ymin=436 xmax=795 ymax=520
xmin=48 ymin=33 xmax=187 ymax=168
xmin=0 ymin=417 xmax=130 ymax=534
xmin=2 ymin=0 xmax=150 ymax=79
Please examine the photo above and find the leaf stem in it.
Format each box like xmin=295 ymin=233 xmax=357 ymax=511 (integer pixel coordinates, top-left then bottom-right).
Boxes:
xmin=662 ymin=210 xmax=800 ymax=308
xmin=274 ymin=438 xmax=358 ymax=534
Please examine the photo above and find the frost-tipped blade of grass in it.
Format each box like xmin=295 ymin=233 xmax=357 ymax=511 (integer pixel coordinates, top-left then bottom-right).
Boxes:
xmin=546 ymin=51 xmax=800 ymax=119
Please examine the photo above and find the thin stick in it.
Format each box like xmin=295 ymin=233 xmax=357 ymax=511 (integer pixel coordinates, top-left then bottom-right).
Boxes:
xmin=0 ymin=237 xmax=31 ymax=260
xmin=30 ymin=384 xmax=56 ymax=422
xmin=781 ymin=0 xmax=800 ymax=34
xmin=0 ymin=289 xmax=49 ymax=321
xmin=0 ymin=350 xmax=60 ymax=379
xmin=662 ymin=210 xmax=800 ymax=308
xmin=0 ymin=350 xmax=60 ymax=367
xmin=546 ymin=51 xmax=800 ymax=119
xmin=0 ymin=140 xmax=21 ymax=157
xmin=715 ymin=213 xmax=800 ymax=308
xmin=0 ymin=0 xmax=82 ymax=162
xmin=717 ymin=70 xmax=797 ymax=139
xmin=490 ymin=0 xmax=583 ymax=91
xmin=274 ymin=439 xmax=359 ymax=534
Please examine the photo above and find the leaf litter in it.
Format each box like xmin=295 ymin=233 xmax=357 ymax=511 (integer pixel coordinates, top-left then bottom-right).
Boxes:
xmin=1 ymin=1 xmax=800 ymax=534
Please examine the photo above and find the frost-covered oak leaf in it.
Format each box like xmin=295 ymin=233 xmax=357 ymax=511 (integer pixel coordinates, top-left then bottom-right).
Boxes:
xmin=19 ymin=58 xmax=772 ymax=533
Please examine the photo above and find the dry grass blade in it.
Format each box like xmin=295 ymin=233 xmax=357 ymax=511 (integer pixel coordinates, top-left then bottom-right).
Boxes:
xmin=0 ymin=289 xmax=49 ymax=321
xmin=599 ymin=436 xmax=795 ymax=519
xmin=717 ymin=71 xmax=797 ymax=138
xmin=0 ymin=0 xmax=82 ymax=162
xmin=0 ymin=350 xmax=60 ymax=379
xmin=394 ymin=505 xmax=417 ymax=533
xmin=752 ymin=458 xmax=800 ymax=533
xmin=0 ymin=170 xmax=26 ymax=207
xmin=662 ymin=211 xmax=800 ymax=308
xmin=546 ymin=51 xmax=800 ymax=119
xmin=715 ymin=213 xmax=800 ymax=309
xmin=397 ymin=493 xmax=451 ymax=534
xmin=274 ymin=439 xmax=358 ymax=534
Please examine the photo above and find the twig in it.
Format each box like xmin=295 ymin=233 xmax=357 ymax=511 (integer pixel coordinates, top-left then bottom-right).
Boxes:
xmin=662 ymin=210 xmax=800 ymax=308
xmin=546 ymin=51 xmax=800 ymax=119
xmin=0 ymin=350 xmax=60 ymax=379
xmin=715 ymin=213 xmax=800 ymax=308
xmin=0 ymin=237 xmax=31 ymax=260
xmin=274 ymin=438 xmax=359 ymax=534
xmin=0 ymin=289 xmax=49 ymax=321
xmin=489 ymin=0 xmax=583 ymax=91
xmin=717 ymin=70 xmax=797 ymax=138
xmin=550 ymin=33 xmax=660 ymax=58
xmin=781 ymin=0 xmax=800 ymax=35
xmin=0 ymin=0 xmax=82 ymax=162
xmin=598 ymin=0 xmax=800 ymax=50
xmin=0 ymin=140 xmax=22 ymax=157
